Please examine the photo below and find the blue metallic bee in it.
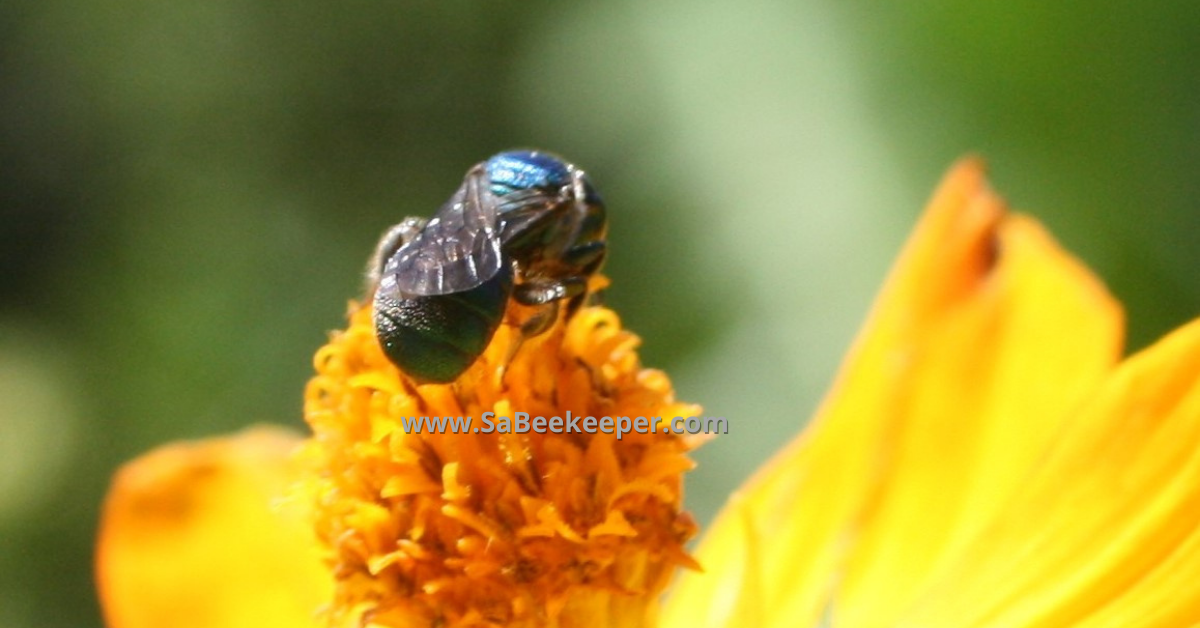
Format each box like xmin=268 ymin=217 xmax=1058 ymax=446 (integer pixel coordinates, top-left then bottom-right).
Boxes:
xmin=368 ymin=150 xmax=607 ymax=383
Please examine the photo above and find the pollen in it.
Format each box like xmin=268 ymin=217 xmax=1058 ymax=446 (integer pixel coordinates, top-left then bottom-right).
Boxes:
xmin=302 ymin=293 xmax=701 ymax=628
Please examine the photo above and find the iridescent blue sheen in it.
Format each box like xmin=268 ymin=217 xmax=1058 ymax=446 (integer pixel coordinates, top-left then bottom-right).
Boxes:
xmin=485 ymin=150 xmax=571 ymax=196
xmin=372 ymin=150 xmax=606 ymax=383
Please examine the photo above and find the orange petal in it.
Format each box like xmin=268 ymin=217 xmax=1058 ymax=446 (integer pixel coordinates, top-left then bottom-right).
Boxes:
xmin=96 ymin=427 xmax=331 ymax=628
xmin=662 ymin=158 xmax=1124 ymax=628
xmin=893 ymin=318 xmax=1200 ymax=628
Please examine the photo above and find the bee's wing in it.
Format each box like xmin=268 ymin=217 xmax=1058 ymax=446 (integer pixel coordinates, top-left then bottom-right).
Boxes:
xmin=385 ymin=168 xmax=504 ymax=296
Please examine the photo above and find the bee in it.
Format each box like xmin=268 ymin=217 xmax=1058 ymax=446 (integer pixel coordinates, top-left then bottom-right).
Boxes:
xmin=368 ymin=150 xmax=607 ymax=383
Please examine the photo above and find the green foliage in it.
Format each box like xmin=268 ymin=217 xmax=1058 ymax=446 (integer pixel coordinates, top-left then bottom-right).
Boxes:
xmin=1 ymin=1 xmax=1196 ymax=626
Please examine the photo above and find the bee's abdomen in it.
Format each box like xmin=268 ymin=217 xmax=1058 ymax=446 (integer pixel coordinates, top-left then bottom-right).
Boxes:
xmin=373 ymin=266 xmax=512 ymax=383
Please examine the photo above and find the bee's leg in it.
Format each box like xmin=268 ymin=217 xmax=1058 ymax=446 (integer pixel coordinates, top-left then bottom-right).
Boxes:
xmin=561 ymin=241 xmax=606 ymax=275
xmin=363 ymin=217 xmax=427 ymax=296
xmin=512 ymin=276 xmax=587 ymax=338
xmin=499 ymin=299 xmax=564 ymax=383
xmin=513 ymin=276 xmax=586 ymax=306
xmin=558 ymin=242 xmax=607 ymax=315
xmin=498 ymin=297 xmax=558 ymax=379
xmin=566 ymin=288 xmax=596 ymax=316
xmin=518 ymin=300 xmax=561 ymax=339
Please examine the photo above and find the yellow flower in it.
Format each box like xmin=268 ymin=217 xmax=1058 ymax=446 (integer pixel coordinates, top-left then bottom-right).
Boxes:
xmin=302 ymin=295 xmax=701 ymax=628
xmin=96 ymin=159 xmax=1200 ymax=628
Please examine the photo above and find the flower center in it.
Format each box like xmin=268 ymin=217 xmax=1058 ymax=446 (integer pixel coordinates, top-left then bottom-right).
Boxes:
xmin=303 ymin=301 xmax=700 ymax=628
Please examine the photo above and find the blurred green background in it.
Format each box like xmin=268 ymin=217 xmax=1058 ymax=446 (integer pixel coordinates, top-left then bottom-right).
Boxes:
xmin=1 ymin=1 xmax=1198 ymax=626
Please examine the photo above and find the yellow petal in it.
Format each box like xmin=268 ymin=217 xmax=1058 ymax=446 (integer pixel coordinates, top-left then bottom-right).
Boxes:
xmin=96 ymin=427 xmax=331 ymax=628
xmin=894 ymin=318 xmax=1200 ymax=628
xmin=662 ymin=158 xmax=1124 ymax=628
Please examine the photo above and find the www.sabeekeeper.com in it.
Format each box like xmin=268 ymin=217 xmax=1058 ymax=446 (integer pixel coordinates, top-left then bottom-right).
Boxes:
xmin=399 ymin=412 xmax=728 ymax=439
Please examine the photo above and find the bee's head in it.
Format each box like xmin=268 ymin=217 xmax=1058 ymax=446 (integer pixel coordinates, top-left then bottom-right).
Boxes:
xmin=485 ymin=150 xmax=572 ymax=197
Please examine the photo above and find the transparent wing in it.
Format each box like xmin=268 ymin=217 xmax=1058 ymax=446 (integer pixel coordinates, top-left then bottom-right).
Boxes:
xmin=383 ymin=167 xmax=504 ymax=296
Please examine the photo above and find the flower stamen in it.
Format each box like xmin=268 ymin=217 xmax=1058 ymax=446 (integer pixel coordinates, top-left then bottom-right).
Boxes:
xmin=304 ymin=297 xmax=700 ymax=628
